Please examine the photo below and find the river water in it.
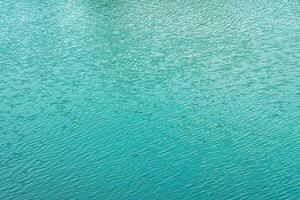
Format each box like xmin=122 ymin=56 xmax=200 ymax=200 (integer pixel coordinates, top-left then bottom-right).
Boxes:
xmin=1 ymin=0 xmax=300 ymax=199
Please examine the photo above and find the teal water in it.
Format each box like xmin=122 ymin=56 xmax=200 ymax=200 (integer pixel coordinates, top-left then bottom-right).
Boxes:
xmin=1 ymin=0 xmax=300 ymax=199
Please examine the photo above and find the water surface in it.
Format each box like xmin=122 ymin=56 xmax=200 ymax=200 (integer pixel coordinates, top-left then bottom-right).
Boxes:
xmin=1 ymin=0 xmax=300 ymax=199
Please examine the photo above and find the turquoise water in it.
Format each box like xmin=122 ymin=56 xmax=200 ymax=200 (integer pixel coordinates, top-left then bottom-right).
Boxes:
xmin=1 ymin=0 xmax=300 ymax=199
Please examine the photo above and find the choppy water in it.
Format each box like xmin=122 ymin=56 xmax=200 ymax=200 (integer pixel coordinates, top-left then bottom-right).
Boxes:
xmin=1 ymin=0 xmax=300 ymax=199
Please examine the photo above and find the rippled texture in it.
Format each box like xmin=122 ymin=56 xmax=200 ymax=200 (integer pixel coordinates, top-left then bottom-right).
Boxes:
xmin=1 ymin=0 xmax=300 ymax=199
